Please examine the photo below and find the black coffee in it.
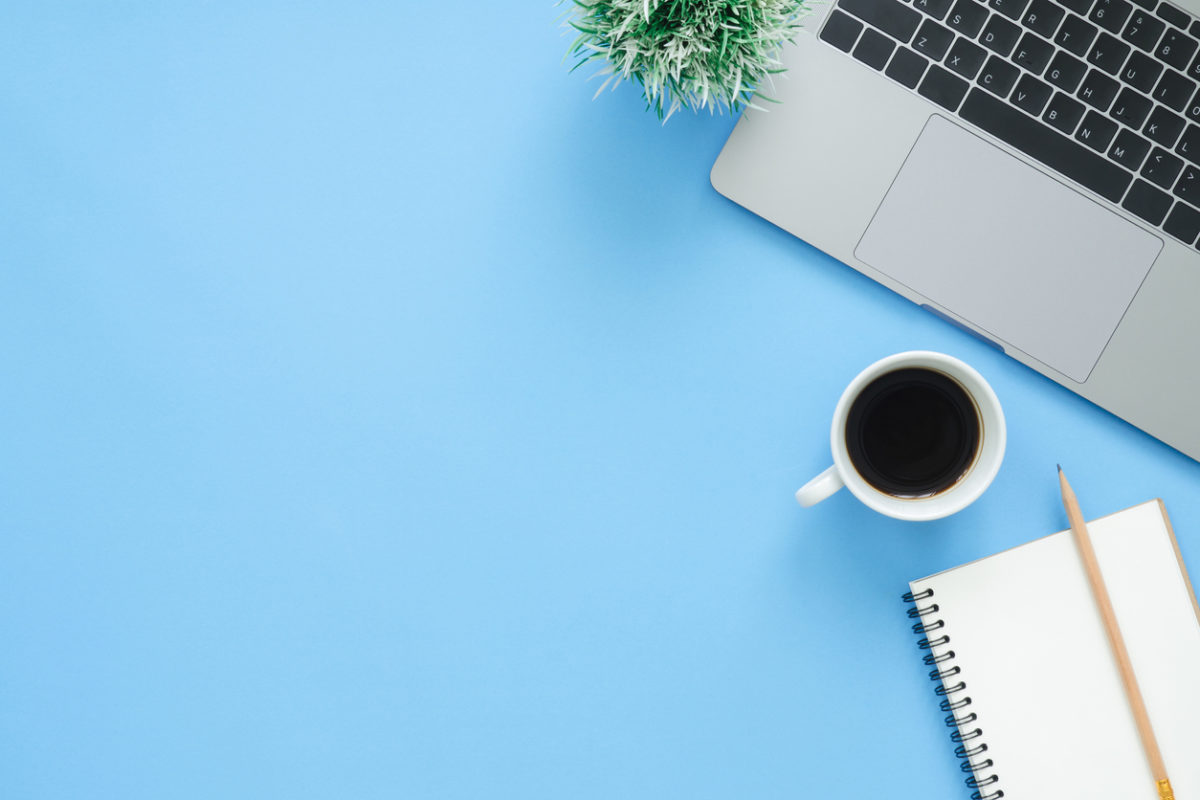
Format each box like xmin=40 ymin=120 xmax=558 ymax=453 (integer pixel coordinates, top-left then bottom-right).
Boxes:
xmin=844 ymin=368 xmax=980 ymax=498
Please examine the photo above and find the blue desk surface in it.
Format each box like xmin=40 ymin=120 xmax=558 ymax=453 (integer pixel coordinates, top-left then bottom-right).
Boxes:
xmin=3 ymin=5 xmax=1198 ymax=798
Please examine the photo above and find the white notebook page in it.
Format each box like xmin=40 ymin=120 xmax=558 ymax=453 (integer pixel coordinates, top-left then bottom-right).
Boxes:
xmin=909 ymin=500 xmax=1200 ymax=798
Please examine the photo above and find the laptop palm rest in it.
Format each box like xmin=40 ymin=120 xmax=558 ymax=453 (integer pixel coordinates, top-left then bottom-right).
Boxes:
xmin=855 ymin=115 xmax=1162 ymax=383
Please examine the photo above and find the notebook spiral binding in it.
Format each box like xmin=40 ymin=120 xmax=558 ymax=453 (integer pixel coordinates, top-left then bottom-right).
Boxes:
xmin=902 ymin=588 xmax=1004 ymax=800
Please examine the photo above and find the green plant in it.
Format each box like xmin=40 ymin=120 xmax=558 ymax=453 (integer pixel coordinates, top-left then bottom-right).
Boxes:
xmin=565 ymin=0 xmax=810 ymax=120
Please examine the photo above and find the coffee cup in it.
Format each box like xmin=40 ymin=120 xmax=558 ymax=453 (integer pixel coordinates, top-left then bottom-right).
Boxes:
xmin=796 ymin=351 xmax=1005 ymax=521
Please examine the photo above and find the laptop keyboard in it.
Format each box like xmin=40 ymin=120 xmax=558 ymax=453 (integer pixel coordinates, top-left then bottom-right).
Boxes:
xmin=820 ymin=0 xmax=1200 ymax=246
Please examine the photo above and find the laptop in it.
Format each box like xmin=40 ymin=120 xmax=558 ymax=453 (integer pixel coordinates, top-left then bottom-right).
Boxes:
xmin=711 ymin=0 xmax=1200 ymax=461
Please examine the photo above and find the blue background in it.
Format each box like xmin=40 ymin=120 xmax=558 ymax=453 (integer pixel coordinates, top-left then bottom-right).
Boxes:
xmin=2 ymin=3 xmax=1198 ymax=798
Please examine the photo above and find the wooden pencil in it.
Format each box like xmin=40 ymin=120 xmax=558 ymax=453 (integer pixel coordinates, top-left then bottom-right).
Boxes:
xmin=1058 ymin=466 xmax=1174 ymax=800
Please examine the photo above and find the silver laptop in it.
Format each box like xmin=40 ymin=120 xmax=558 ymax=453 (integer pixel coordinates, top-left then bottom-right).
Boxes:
xmin=712 ymin=0 xmax=1200 ymax=460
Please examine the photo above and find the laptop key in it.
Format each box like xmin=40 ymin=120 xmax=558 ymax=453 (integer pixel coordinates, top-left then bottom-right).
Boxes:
xmin=1044 ymin=91 xmax=1087 ymax=132
xmin=945 ymin=37 xmax=989 ymax=78
xmin=1176 ymin=122 xmax=1200 ymax=161
xmin=919 ymin=63 xmax=971 ymax=108
xmin=1078 ymin=69 xmax=1121 ymax=108
xmin=887 ymin=46 xmax=932 ymax=87
xmin=1121 ymin=50 xmax=1164 ymax=90
xmin=948 ymin=0 xmax=988 ymax=36
xmin=989 ymin=0 xmax=1031 ymax=21
xmin=1173 ymin=162 xmax=1200 ymax=202
xmin=1141 ymin=146 xmax=1185 ymax=187
xmin=1163 ymin=199 xmax=1200 ymax=243
xmin=1089 ymin=0 xmax=1134 ymax=34
xmin=1122 ymin=178 xmax=1174 ymax=223
xmin=1186 ymin=85 xmax=1200 ymax=120
xmin=959 ymin=88 xmax=1132 ymax=201
xmin=1110 ymin=128 xmax=1154 ymax=168
xmin=1013 ymin=73 xmax=1055 ymax=113
xmin=1122 ymin=10 xmax=1165 ymax=51
xmin=1057 ymin=13 xmax=1100 ymax=56
xmin=1060 ymin=0 xmax=1095 ymax=14
xmin=1145 ymin=104 xmax=1187 ymax=145
xmin=913 ymin=0 xmax=955 ymax=19
xmin=1188 ymin=50 xmax=1200 ymax=80
xmin=981 ymin=14 xmax=1022 ymax=55
xmin=1076 ymin=110 xmax=1121 ymax=149
xmin=1047 ymin=50 xmax=1089 ymax=91
xmin=1156 ymin=28 xmax=1199 ymax=70
xmin=1087 ymin=32 xmax=1133 ymax=72
xmin=1023 ymin=0 xmax=1065 ymax=37
xmin=854 ymin=27 xmax=897 ymax=69
xmin=1153 ymin=69 xmax=1197 ymax=109
xmin=1110 ymin=86 xmax=1154 ymax=126
xmin=840 ymin=0 xmax=923 ymax=42
xmin=821 ymin=10 xmax=866 ymax=51
xmin=1014 ymin=32 xmax=1056 ymax=73
xmin=1156 ymin=2 xmax=1190 ymax=29
xmin=915 ymin=18 xmax=956 ymax=60
xmin=978 ymin=55 xmax=1021 ymax=95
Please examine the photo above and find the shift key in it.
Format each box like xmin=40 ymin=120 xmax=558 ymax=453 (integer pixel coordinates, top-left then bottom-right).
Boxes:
xmin=839 ymin=0 xmax=922 ymax=43
xmin=959 ymin=88 xmax=1131 ymax=202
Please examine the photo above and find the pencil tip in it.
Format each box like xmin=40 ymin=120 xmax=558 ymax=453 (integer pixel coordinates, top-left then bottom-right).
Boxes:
xmin=1057 ymin=463 xmax=1063 ymax=473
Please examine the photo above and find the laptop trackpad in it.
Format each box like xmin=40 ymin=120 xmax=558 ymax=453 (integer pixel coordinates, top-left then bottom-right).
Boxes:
xmin=855 ymin=115 xmax=1162 ymax=383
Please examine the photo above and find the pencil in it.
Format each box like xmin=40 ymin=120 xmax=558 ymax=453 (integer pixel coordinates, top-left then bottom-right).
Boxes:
xmin=1058 ymin=466 xmax=1174 ymax=800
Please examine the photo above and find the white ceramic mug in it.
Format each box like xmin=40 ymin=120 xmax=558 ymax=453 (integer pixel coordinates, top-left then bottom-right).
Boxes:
xmin=796 ymin=351 xmax=1005 ymax=521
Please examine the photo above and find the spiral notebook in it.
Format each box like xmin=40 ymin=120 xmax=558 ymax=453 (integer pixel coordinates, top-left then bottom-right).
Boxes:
xmin=903 ymin=500 xmax=1200 ymax=799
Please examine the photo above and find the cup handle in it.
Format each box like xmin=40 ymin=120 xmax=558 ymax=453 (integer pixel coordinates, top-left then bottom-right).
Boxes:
xmin=795 ymin=465 xmax=845 ymax=507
